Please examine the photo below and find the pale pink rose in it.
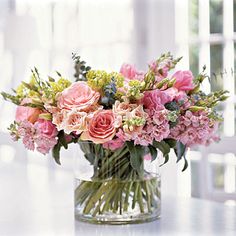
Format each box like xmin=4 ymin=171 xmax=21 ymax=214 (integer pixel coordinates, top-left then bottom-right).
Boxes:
xmin=113 ymin=100 xmax=137 ymax=118
xmin=80 ymin=110 xmax=121 ymax=144
xmin=15 ymin=98 xmax=42 ymax=124
xmin=63 ymin=110 xmax=87 ymax=135
xmin=34 ymin=119 xmax=58 ymax=139
xmin=120 ymin=63 xmax=137 ymax=80
xmin=52 ymin=109 xmax=68 ymax=131
xmin=103 ymin=137 xmax=125 ymax=151
xmin=172 ymin=70 xmax=195 ymax=91
xmin=57 ymin=81 xmax=100 ymax=111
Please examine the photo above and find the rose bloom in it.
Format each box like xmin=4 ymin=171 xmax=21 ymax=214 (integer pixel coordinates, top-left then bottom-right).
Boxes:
xmin=63 ymin=110 xmax=87 ymax=135
xmin=142 ymin=89 xmax=172 ymax=110
xmin=57 ymin=81 xmax=100 ymax=111
xmin=172 ymin=70 xmax=195 ymax=91
xmin=113 ymin=100 xmax=137 ymax=117
xmin=120 ymin=63 xmax=137 ymax=80
xmin=15 ymin=98 xmax=42 ymax=124
xmin=81 ymin=110 xmax=121 ymax=144
xmin=34 ymin=119 xmax=58 ymax=138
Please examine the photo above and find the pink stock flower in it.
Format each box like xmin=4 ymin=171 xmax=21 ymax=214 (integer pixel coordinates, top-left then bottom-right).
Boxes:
xmin=18 ymin=120 xmax=36 ymax=151
xmin=81 ymin=110 xmax=121 ymax=144
xmin=103 ymin=137 xmax=125 ymax=151
xmin=169 ymin=110 xmax=219 ymax=147
xmin=172 ymin=70 xmax=195 ymax=91
xmin=15 ymin=98 xmax=42 ymax=124
xmin=34 ymin=136 xmax=58 ymax=155
xmin=16 ymin=119 xmax=58 ymax=155
xmin=149 ymin=60 xmax=169 ymax=79
xmin=57 ymin=81 xmax=100 ymax=111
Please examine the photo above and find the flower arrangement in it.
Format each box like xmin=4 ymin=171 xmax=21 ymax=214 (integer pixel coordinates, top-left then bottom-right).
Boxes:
xmin=1 ymin=52 xmax=228 ymax=223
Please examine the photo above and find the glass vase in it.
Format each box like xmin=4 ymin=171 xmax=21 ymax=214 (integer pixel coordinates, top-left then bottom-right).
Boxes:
xmin=74 ymin=141 xmax=161 ymax=225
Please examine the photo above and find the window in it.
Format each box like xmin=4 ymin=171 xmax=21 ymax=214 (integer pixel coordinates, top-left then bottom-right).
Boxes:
xmin=186 ymin=0 xmax=236 ymax=203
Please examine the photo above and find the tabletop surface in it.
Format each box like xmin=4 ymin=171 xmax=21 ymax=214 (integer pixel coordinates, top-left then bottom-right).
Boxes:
xmin=0 ymin=160 xmax=236 ymax=236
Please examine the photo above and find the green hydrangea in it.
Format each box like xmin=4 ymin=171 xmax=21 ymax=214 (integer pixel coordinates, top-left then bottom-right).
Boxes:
xmin=87 ymin=70 xmax=111 ymax=90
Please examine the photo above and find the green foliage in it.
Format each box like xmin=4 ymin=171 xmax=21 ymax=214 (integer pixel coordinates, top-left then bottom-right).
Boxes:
xmin=174 ymin=141 xmax=188 ymax=172
xmin=148 ymin=145 xmax=158 ymax=161
xmin=52 ymin=131 xmax=74 ymax=165
xmin=72 ymin=53 xmax=91 ymax=81
xmin=152 ymin=140 xmax=171 ymax=166
xmin=1 ymin=91 xmax=21 ymax=105
xmin=126 ymin=141 xmax=145 ymax=176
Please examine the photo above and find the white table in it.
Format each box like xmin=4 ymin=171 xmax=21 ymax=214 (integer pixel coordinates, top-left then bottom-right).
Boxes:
xmin=0 ymin=160 xmax=236 ymax=236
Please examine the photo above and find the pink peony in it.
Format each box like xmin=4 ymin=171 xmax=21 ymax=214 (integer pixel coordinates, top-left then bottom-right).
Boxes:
xmin=15 ymin=98 xmax=42 ymax=124
xmin=172 ymin=70 xmax=195 ymax=91
xmin=120 ymin=63 xmax=137 ymax=80
xmin=57 ymin=81 xmax=100 ymax=111
xmin=103 ymin=137 xmax=125 ymax=151
xmin=80 ymin=110 xmax=121 ymax=144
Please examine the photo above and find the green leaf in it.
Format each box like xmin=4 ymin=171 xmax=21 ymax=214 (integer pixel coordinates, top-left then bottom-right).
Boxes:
xmin=126 ymin=141 xmax=145 ymax=174
xmin=148 ymin=145 xmax=158 ymax=161
xmin=56 ymin=71 xmax=62 ymax=77
xmin=182 ymin=154 xmax=188 ymax=172
xmin=160 ymin=154 xmax=169 ymax=167
xmin=164 ymin=138 xmax=177 ymax=148
xmin=153 ymin=140 xmax=170 ymax=156
xmin=174 ymin=141 xmax=186 ymax=162
xmin=58 ymin=131 xmax=68 ymax=149
xmin=84 ymin=153 xmax=95 ymax=165
xmin=52 ymin=142 xmax=61 ymax=165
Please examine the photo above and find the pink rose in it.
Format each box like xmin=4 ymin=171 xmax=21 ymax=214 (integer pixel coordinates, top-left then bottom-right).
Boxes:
xmin=15 ymin=98 xmax=42 ymax=124
xmin=142 ymin=90 xmax=172 ymax=110
xmin=80 ymin=110 xmax=120 ymax=144
xmin=120 ymin=63 xmax=137 ymax=80
xmin=34 ymin=119 xmax=58 ymax=138
xmin=57 ymin=81 xmax=100 ymax=111
xmin=172 ymin=70 xmax=194 ymax=91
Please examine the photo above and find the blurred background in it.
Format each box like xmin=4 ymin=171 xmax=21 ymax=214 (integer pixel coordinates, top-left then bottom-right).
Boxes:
xmin=0 ymin=0 xmax=236 ymax=205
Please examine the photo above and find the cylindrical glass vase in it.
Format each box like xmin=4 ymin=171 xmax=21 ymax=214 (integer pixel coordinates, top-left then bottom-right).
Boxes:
xmin=74 ymin=141 xmax=161 ymax=224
